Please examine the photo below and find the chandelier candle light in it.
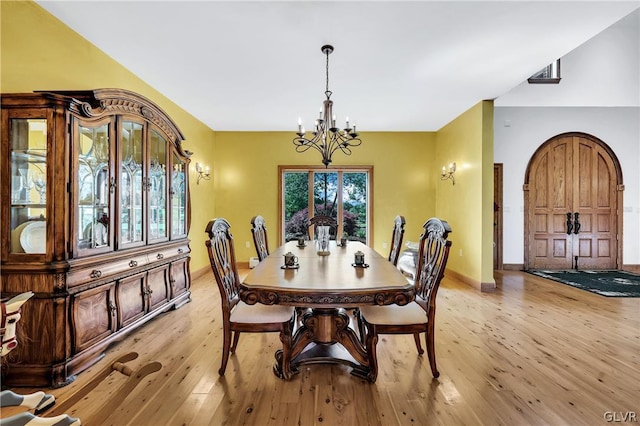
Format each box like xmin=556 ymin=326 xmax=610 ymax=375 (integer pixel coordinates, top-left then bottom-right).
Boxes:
xmin=293 ymin=45 xmax=362 ymax=167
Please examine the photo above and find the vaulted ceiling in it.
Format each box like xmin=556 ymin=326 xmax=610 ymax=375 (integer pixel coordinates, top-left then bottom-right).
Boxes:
xmin=37 ymin=1 xmax=639 ymax=131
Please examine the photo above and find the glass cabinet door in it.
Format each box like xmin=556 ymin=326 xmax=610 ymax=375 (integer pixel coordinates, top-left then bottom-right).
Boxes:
xmin=119 ymin=121 xmax=144 ymax=246
xmin=170 ymin=153 xmax=187 ymax=238
xmin=9 ymin=118 xmax=48 ymax=255
xmin=76 ymin=122 xmax=112 ymax=254
xmin=148 ymin=129 xmax=168 ymax=242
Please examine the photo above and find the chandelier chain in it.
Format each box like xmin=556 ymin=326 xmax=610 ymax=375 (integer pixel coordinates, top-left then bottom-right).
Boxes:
xmin=325 ymin=48 xmax=331 ymax=99
xmin=293 ymin=44 xmax=362 ymax=167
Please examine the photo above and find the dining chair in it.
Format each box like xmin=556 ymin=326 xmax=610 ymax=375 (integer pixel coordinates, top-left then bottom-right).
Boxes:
xmin=250 ymin=215 xmax=269 ymax=261
xmin=358 ymin=217 xmax=452 ymax=381
xmin=205 ymin=218 xmax=295 ymax=375
xmin=355 ymin=214 xmax=407 ymax=340
xmin=388 ymin=215 xmax=406 ymax=266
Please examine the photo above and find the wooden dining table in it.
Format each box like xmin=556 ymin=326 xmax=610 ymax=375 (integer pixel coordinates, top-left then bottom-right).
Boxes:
xmin=240 ymin=240 xmax=413 ymax=381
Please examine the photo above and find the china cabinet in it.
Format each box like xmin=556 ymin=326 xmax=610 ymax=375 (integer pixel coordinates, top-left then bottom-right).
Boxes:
xmin=1 ymin=89 xmax=192 ymax=387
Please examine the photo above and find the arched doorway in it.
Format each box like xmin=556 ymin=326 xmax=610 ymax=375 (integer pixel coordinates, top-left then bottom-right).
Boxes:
xmin=524 ymin=132 xmax=624 ymax=270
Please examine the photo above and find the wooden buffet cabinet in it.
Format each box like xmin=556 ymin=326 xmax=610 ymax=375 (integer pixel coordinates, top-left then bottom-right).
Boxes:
xmin=1 ymin=89 xmax=192 ymax=387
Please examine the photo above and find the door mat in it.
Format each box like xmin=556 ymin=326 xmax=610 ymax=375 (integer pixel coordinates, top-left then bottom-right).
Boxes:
xmin=526 ymin=270 xmax=640 ymax=297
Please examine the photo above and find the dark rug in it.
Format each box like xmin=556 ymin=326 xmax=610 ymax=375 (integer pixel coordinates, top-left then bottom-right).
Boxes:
xmin=526 ymin=270 xmax=640 ymax=297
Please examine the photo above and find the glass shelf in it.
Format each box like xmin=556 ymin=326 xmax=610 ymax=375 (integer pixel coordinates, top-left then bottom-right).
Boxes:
xmin=12 ymin=203 xmax=47 ymax=208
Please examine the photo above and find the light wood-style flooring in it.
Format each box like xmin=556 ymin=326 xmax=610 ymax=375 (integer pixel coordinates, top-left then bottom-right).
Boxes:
xmin=4 ymin=270 xmax=639 ymax=425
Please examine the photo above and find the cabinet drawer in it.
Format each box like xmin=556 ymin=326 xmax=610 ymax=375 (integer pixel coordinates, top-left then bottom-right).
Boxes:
xmin=146 ymin=244 xmax=190 ymax=265
xmin=68 ymin=255 xmax=148 ymax=288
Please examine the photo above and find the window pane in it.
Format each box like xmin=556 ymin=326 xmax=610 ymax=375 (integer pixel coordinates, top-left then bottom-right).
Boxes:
xmin=281 ymin=167 xmax=370 ymax=245
xmin=283 ymin=171 xmax=309 ymax=241
xmin=313 ymin=172 xmax=338 ymax=239
xmin=343 ymin=172 xmax=368 ymax=243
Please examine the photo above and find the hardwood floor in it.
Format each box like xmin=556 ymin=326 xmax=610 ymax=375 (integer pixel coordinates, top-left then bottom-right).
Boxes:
xmin=4 ymin=270 xmax=638 ymax=425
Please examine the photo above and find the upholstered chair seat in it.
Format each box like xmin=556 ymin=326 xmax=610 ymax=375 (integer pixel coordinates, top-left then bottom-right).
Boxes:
xmin=359 ymin=296 xmax=427 ymax=326
xmin=230 ymin=301 xmax=294 ymax=324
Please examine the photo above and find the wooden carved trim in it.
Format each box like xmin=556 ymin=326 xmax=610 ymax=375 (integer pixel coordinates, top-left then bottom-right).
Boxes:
xmin=49 ymin=89 xmax=186 ymax=150
xmin=71 ymin=99 xmax=180 ymax=145
xmin=373 ymin=290 xmax=414 ymax=306
xmin=240 ymin=289 xmax=413 ymax=307
xmin=55 ymin=273 xmax=65 ymax=291
xmin=279 ymin=293 xmax=375 ymax=305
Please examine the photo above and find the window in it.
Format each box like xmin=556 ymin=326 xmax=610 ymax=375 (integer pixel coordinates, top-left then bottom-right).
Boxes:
xmin=528 ymin=59 xmax=561 ymax=84
xmin=280 ymin=166 xmax=372 ymax=244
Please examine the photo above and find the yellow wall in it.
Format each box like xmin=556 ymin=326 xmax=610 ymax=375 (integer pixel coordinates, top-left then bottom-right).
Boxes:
xmin=1 ymin=1 xmax=217 ymax=271
xmin=480 ymin=102 xmax=495 ymax=286
xmin=3 ymin=1 xmax=494 ymax=287
xmin=213 ymin=131 xmax=437 ymax=263
xmin=435 ymin=101 xmax=495 ymax=290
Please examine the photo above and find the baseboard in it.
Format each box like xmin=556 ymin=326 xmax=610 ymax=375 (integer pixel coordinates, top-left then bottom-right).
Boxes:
xmin=446 ymin=269 xmax=496 ymax=292
xmin=191 ymin=265 xmax=211 ymax=281
xmin=502 ymin=264 xmax=524 ymax=271
xmin=191 ymin=262 xmax=250 ymax=282
xmin=500 ymin=264 xmax=638 ymax=273
xmin=622 ymin=264 xmax=640 ymax=273
xmin=480 ymin=280 xmax=496 ymax=292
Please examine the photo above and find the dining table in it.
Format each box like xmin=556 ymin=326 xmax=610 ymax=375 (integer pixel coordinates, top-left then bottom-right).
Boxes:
xmin=240 ymin=240 xmax=414 ymax=382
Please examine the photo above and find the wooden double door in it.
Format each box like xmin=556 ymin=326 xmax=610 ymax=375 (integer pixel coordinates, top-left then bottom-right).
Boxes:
xmin=524 ymin=133 xmax=623 ymax=270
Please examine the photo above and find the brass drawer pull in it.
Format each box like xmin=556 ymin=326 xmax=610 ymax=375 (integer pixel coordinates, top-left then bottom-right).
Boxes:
xmin=177 ymin=248 xmax=183 ymax=254
xmin=90 ymin=270 xmax=102 ymax=279
xmin=156 ymin=253 xmax=164 ymax=260
xmin=129 ymin=260 xmax=138 ymax=268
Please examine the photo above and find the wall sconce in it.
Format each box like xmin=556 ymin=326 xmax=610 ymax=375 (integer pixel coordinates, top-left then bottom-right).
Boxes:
xmin=441 ymin=162 xmax=456 ymax=185
xmin=195 ymin=162 xmax=211 ymax=185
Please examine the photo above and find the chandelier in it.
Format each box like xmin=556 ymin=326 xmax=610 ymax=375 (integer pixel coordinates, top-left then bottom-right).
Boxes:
xmin=293 ymin=44 xmax=362 ymax=167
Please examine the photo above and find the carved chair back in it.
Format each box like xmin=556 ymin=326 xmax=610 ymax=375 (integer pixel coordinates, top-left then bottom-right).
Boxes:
xmin=388 ymin=215 xmax=406 ymax=266
xmin=414 ymin=218 xmax=452 ymax=316
xmin=205 ymin=218 xmax=241 ymax=317
xmin=250 ymin=215 xmax=270 ymax=261
xmin=308 ymin=215 xmax=337 ymax=239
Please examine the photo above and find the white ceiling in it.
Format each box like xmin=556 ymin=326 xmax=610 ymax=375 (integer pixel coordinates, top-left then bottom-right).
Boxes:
xmin=36 ymin=1 xmax=640 ymax=132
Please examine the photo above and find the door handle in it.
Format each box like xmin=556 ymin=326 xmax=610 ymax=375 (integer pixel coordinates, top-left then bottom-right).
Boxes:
xmin=566 ymin=212 xmax=573 ymax=235
xmin=573 ymin=212 xmax=581 ymax=234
